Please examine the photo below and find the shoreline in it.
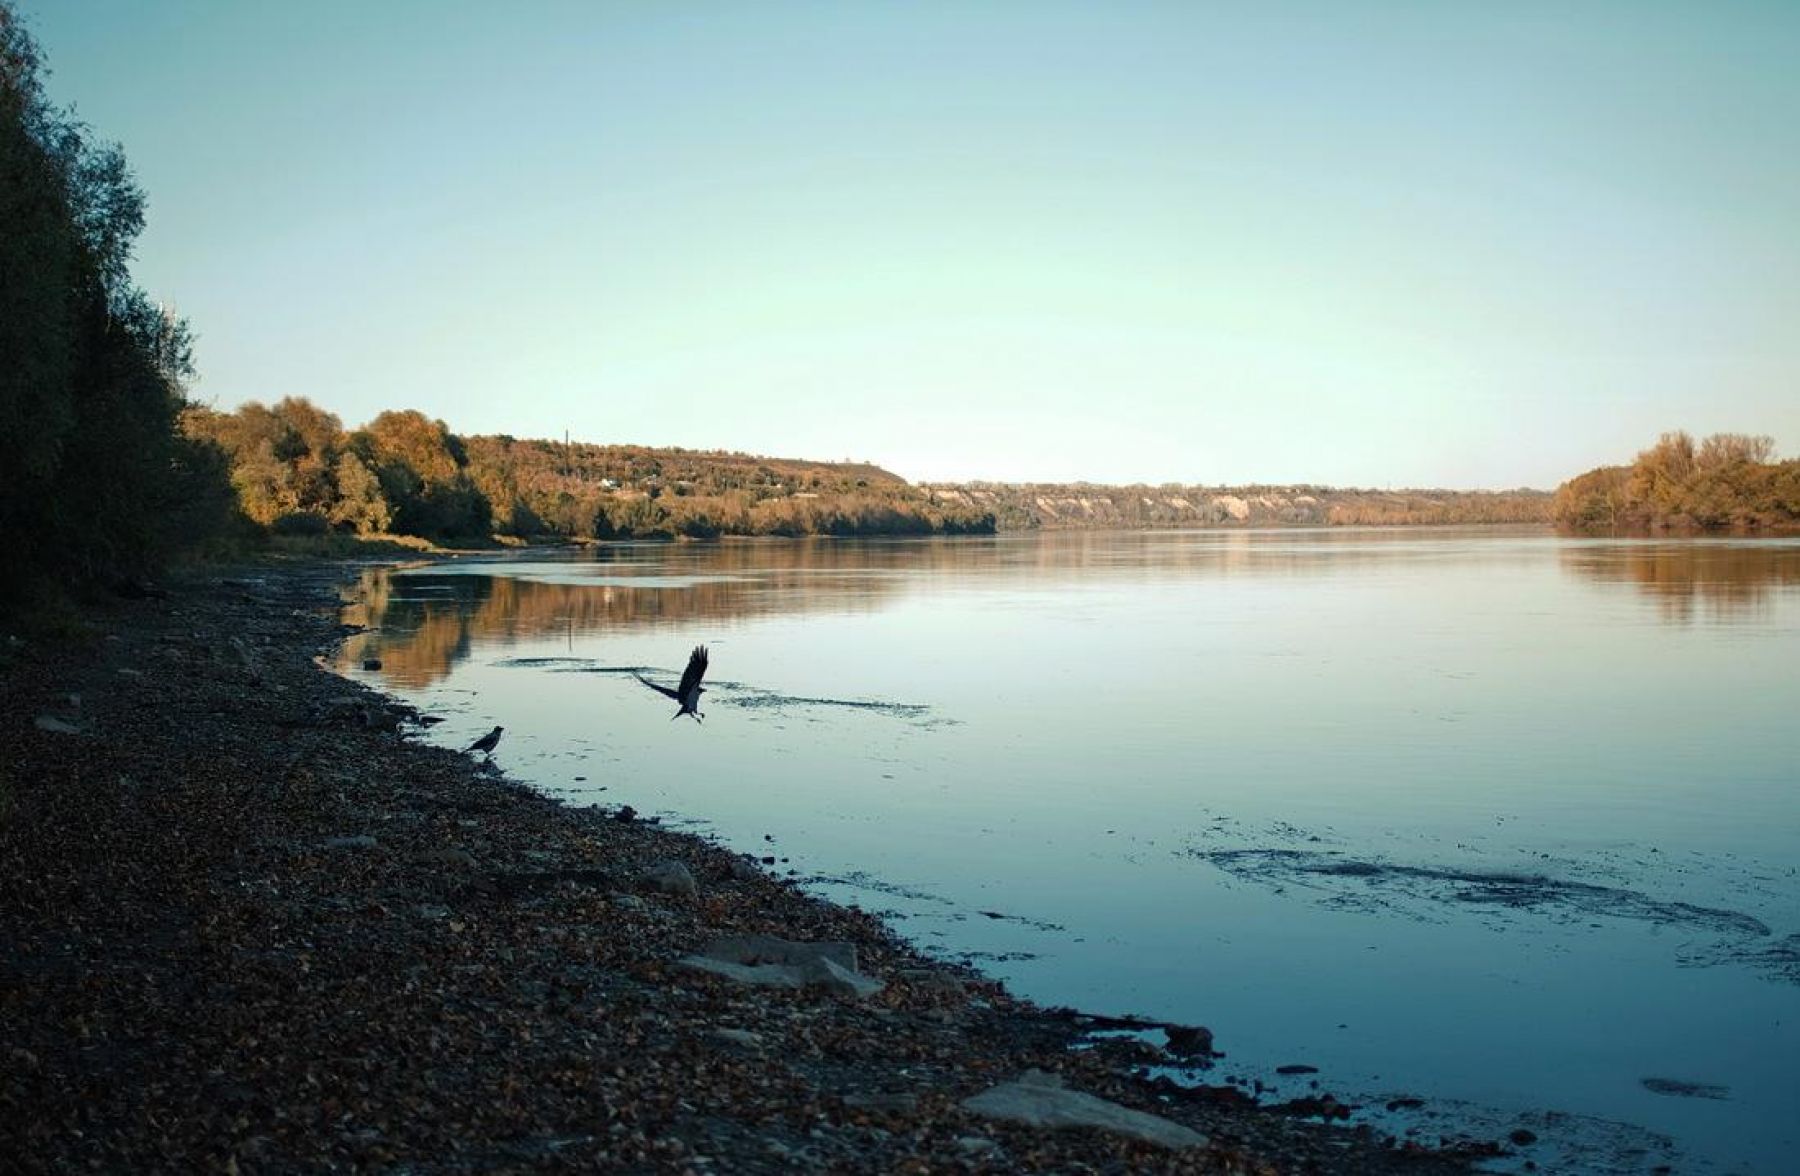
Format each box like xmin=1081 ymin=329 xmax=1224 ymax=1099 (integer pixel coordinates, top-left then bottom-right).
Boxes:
xmin=1 ymin=557 xmax=1480 ymax=1172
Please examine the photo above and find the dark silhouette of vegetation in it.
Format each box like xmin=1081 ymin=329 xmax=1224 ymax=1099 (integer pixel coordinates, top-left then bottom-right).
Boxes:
xmin=1 ymin=6 xmax=235 ymax=605
xmin=1554 ymin=432 xmax=1800 ymax=532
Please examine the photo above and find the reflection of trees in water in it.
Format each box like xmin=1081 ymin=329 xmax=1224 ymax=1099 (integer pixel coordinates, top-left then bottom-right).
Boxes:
xmin=1560 ymin=543 xmax=1800 ymax=624
xmin=341 ymin=529 xmax=1568 ymax=686
xmin=341 ymin=542 xmax=917 ymax=688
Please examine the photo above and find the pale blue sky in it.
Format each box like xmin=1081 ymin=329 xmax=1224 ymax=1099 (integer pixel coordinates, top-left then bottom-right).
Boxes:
xmin=25 ymin=1 xmax=1800 ymax=487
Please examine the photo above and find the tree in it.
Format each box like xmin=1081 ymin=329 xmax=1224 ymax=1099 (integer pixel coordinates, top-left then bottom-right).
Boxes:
xmin=328 ymin=452 xmax=391 ymax=534
xmin=1 ymin=3 xmax=227 ymax=599
xmin=1697 ymin=433 xmax=1775 ymax=470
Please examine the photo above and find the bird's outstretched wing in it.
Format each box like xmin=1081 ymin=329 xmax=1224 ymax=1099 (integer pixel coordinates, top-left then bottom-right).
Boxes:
xmin=677 ymin=645 xmax=709 ymax=696
xmin=634 ymin=674 xmax=681 ymax=702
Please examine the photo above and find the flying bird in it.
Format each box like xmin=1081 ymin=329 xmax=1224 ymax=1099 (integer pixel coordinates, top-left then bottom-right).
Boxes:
xmin=465 ymin=725 xmax=504 ymax=757
xmin=636 ymin=645 xmax=709 ymax=722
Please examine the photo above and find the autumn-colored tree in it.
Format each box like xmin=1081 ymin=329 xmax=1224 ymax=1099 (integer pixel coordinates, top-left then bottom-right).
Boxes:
xmin=353 ymin=410 xmax=491 ymax=539
xmin=328 ymin=452 xmax=392 ymax=534
xmin=1556 ymin=432 xmax=1797 ymax=532
xmin=1696 ymin=433 xmax=1775 ymax=470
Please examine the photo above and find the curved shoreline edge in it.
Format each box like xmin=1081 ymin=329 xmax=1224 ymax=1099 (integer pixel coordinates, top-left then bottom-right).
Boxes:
xmin=0 ymin=557 xmax=1481 ymax=1173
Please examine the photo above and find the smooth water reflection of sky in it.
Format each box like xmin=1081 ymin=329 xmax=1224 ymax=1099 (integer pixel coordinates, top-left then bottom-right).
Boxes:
xmin=341 ymin=529 xmax=1800 ymax=1174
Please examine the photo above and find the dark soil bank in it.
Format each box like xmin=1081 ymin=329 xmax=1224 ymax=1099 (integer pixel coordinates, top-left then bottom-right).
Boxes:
xmin=0 ymin=560 xmax=1481 ymax=1173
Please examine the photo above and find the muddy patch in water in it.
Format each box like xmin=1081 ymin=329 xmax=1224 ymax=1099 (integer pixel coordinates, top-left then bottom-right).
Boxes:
xmin=1641 ymin=1077 xmax=1730 ymax=1100
xmin=1189 ymin=847 xmax=1795 ymax=983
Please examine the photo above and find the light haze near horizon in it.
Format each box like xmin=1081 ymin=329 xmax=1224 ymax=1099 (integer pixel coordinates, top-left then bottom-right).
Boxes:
xmin=28 ymin=1 xmax=1800 ymax=489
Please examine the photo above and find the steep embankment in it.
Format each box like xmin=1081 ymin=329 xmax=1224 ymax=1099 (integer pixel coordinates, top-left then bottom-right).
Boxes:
xmin=922 ymin=483 xmax=1552 ymax=530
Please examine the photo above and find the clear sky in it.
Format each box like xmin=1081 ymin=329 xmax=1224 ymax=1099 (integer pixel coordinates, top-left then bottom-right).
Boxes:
xmin=24 ymin=1 xmax=1800 ymax=488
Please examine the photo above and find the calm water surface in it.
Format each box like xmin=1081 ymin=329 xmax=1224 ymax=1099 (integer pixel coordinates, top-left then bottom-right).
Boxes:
xmin=338 ymin=529 xmax=1800 ymax=1174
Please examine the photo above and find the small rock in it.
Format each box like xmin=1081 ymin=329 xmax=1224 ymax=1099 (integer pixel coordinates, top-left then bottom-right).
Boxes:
xmin=319 ymin=835 xmax=377 ymax=851
xmin=1164 ymin=1024 xmax=1216 ymax=1056
xmin=899 ymin=967 xmax=966 ymax=997
xmin=1276 ymin=1064 xmax=1318 ymax=1075
xmin=1510 ymin=1128 xmax=1538 ymax=1146
xmin=843 ymin=1092 xmax=918 ymax=1116
xmin=711 ymin=1028 xmax=763 ymax=1049
xmin=643 ymin=860 xmax=697 ymax=898
xmin=609 ymin=894 xmax=647 ymax=912
xmin=614 ymin=805 xmax=638 ymax=823
xmin=33 ymin=715 xmax=84 ymax=736
xmin=955 ymin=1137 xmax=1000 ymax=1156
xmin=727 ymin=857 xmax=762 ymax=881
xmin=416 ymin=847 xmax=477 ymax=869
xmin=416 ymin=904 xmax=452 ymax=920
xmin=362 ymin=658 xmax=383 ymax=670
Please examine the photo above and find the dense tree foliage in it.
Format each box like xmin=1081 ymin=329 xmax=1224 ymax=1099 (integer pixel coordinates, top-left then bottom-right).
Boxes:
xmin=1 ymin=6 xmax=233 ymax=603
xmin=183 ymin=407 xmax=993 ymax=542
xmin=462 ymin=436 xmax=991 ymax=539
xmin=183 ymin=402 xmax=493 ymax=542
xmin=1554 ymin=432 xmax=1800 ymax=531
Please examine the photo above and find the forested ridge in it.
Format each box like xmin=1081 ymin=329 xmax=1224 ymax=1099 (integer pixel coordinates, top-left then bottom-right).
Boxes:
xmin=179 ymin=396 xmax=1563 ymax=543
xmin=181 ymin=400 xmax=998 ymax=543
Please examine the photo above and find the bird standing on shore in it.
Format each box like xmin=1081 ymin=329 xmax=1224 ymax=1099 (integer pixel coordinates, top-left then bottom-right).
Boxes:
xmin=466 ymin=725 xmax=504 ymax=757
xmin=635 ymin=645 xmax=709 ymax=722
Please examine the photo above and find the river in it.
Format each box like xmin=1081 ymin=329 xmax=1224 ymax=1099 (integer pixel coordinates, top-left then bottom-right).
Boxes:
xmin=338 ymin=528 xmax=1800 ymax=1174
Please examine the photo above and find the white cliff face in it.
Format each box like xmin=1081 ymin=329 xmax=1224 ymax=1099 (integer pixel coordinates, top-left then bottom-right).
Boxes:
xmin=1211 ymin=494 xmax=1250 ymax=520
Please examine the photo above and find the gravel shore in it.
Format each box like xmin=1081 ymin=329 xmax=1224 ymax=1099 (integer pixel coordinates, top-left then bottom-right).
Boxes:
xmin=0 ymin=559 xmax=1480 ymax=1173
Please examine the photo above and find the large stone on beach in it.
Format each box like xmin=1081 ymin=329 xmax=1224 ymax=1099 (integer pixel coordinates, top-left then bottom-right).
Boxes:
xmin=961 ymin=1069 xmax=1209 ymax=1150
xmin=699 ymin=934 xmax=858 ymax=971
xmin=643 ymin=860 xmax=697 ymax=898
xmin=676 ymin=934 xmax=883 ymax=999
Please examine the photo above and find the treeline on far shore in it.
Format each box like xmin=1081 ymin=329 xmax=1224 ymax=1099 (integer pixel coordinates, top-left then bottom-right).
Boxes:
xmin=1554 ymin=432 xmax=1800 ymax=532
xmin=181 ymin=397 xmax=999 ymax=547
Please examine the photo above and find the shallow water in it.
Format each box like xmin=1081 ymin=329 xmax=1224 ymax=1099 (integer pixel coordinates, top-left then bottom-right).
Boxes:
xmin=338 ymin=528 xmax=1800 ymax=1173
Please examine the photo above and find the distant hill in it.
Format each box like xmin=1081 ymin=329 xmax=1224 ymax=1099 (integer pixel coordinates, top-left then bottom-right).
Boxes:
xmin=922 ymin=482 xmax=1553 ymax=529
xmin=181 ymin=396 xmax=1561 ymax=544
xmin=460 ymin=435 xmax=990 ymax=538
xmin=464 ymin=439 xmax=1553 ymax=535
